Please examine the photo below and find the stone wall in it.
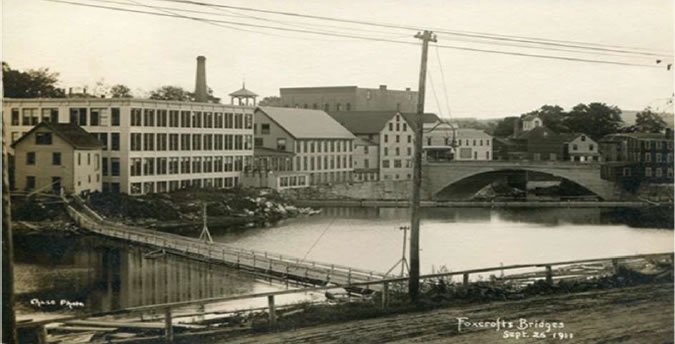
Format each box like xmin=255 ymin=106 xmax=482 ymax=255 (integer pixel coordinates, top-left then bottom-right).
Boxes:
xmin=282 ymin=180 xmax=412 ymax=200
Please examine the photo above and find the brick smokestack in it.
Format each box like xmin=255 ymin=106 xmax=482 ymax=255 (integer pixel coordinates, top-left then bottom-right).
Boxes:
xmin=194 ymin=56 xmax=208 ymax=103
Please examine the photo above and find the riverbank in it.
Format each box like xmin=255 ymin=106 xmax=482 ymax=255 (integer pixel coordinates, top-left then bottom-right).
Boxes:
xmin=11 ymin=187 xmax=317 ymax=234
xmin=213 ymin=282 xmax=673 ymax=344
xmin=293 ymin=199 xmax=672 ymax=208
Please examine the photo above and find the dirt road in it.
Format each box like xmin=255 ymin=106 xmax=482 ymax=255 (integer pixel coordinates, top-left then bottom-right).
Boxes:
xmin=219 ymin=283 xmax=673 ymax=344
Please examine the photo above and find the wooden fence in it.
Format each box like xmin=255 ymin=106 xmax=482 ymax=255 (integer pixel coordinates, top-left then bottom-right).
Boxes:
xmin=17 ymin=251 xmax=673 ymax=343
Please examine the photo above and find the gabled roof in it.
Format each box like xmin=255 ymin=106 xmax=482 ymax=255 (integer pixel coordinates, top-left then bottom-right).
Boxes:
xmin=11 ymin=122 xmax=103 ymax=149
xmin=256 ymin=107 xmax=355 ymax=140
xmin=515 ymin=126 xmax=555 ymax=140
xmin=558 ymin=132 xmax=596 ymax=143
xmin=401 ymin=112 xmax=440 ymax=130
xmin=327 ymin=111 xmax=440 ymax=135
xmin=521 ymin=114 xmax=540 ymax=122
xmin=328 ymin=111 xmax=401 ymax=134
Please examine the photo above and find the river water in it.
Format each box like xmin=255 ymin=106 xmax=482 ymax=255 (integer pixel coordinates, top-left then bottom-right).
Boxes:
xmin=14 ymin=207 xmax=673 ymax=318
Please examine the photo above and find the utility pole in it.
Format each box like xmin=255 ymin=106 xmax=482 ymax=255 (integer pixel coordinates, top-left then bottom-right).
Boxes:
xmin=3 ymin=117 xmax=17 ymax=343
xmin=409 ymin=30 xmax=437 ymax=301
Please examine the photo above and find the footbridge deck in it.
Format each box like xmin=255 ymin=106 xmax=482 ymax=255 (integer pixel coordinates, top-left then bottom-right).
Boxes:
xmin=64 ymin=197 xmax=386 ymax=289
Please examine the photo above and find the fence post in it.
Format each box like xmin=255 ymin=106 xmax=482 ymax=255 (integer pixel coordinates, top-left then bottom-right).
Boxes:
xmin=381 ymin=281 xmax=389 ymax=310
xmin=463 ymin=273 xmax=470 ymax=286
xmin=267 ymin=295 xmax=277 ymax=328
xmin=164 ymin=308 xmax=174 ymax=343
xmin=612 ymin=259 xmax=620 ymax=273
xmin=348 ymin=268 xmax=352 ymax=285
xmin=545 ymin=265 xmax=553 ymax=285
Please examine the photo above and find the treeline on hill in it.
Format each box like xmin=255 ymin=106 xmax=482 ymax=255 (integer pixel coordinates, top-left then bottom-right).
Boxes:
xmin=488 ymin=104 xmax=671 ymax=140
xmin=2 ymin=62 xmax=219 ymax=102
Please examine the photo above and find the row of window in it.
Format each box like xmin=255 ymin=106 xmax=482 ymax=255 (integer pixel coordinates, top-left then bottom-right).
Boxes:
xmin=295 ymin=139 xmax=353 ymax=154
xmin=387 ymin=120 xmax=408 ymax=132
xmin=644 ymin=167 xmax=674 ymax=178
xmin=23 ymin=174 xmax=100 ymax=191
xmin=384 ymin=134 xmax=412 ymax=144
xmin=10 ymin=107 xmax=255 ymax=130
xmin=24 ymin=151 xmax=99 ymax=169
xmin=381 ymin=159 xmax=412 ymax=169
xmin=128 ymin=133 xmax=253 ymax=151
xmin=632 ymin=152 xmax=674 ymax=163
xmin=572 ymin=143 xmax=594 ymax=151
xmin=130 ymin=109 xmax=253 ymax=129
xmin=623 ymin=167 xmax=674 ymax=178
xmin=129 ymin=177 xmax=240 ymax=195
xmin=295 ymin=155 xmax=352 ymax=171
xmin=286 ymin=103 xmax=352 ymax=112
xmin=383 ymin=146 xmax=412 ymax=157
xmin=127 ymin=156 xmax=251 ymax=177
xmin=278 ymin=175 xmax=308 ymax=188
xmin=627 ymin=138 xmax=674 ymax=150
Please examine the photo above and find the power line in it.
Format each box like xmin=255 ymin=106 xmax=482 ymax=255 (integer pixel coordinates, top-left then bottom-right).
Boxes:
xmin=94 ymin=0 xmax=666 ymax=60
xmin=155 ymin=0 xmax=673 ymax=57
xmin=434 ymin=44 xmax=453 ymax=119
xmin=427 ymin=72 xmax=444 ymax=118
xmin=44 ymin=0 xmax=667 ymax=68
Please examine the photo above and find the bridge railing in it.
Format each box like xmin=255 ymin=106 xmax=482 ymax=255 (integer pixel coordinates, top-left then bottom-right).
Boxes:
xmin=65 ymin=203 xmax=385 ymax=285
xmin=424 ymin=160 xmax=602 ymax=167
xmin=17 ymin=251 xmax=673 ymax=343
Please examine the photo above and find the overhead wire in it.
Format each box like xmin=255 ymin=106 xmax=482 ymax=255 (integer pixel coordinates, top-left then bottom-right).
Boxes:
xmin=94 ymin=0 xmax=671 ymax=59
xmin=154 ymin=0 xmax=673 ymax=57
xmin=44 ymin=0 xmax=669 ymax=69
xmin=302 ymin=217 xmax=336 ymax=261
xmin=434 ymin=44 xmax=453 ymax=120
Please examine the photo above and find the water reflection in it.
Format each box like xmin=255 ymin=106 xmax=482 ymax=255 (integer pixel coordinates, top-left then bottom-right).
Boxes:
xmin=317 ymin=206 xmax=674 ymax=229
xmin=14 ymin=235 xmax=282 ymax=316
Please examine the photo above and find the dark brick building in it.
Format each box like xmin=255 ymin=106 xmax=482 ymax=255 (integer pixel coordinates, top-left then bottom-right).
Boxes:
xmin=599 ymin=130 xmax=674 ymax=184
xmin=280 ymin=85 xmax=417 ymax=113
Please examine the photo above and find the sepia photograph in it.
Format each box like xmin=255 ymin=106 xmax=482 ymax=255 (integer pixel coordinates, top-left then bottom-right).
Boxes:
xmin=2 ymin=0 xmax=674 ymax=343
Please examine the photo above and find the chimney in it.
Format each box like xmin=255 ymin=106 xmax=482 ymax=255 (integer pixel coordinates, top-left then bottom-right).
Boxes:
xmin=513 ymin=118 xmax=522 ymax=137
xmin=194 ymin=56 xmax=208 ymax=103
xmin=405 ymin=87 xmax=411 ymax=91
xmin=379 ymin=85 xmax=387 ymax=90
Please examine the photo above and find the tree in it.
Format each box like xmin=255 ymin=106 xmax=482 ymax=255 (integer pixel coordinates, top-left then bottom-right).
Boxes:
xmin=149 ymin=85 xmax=193 ymax=101
xmin=564 ymin=103 xmax=623 ymax=140
xmin=492 ymin=116 xmax=519 ymax=137
xmin=635 ymin=107 xmax=667 ymax=133
xmin=110 ymin=84 xmax=133 ymax=98
xmin=258 ymin=96 xmax=282 ymax=107
xmin=523 ymin=105 xmax=569 ymax=133
xmin=2 ymin=62 xmax=66 ymax=98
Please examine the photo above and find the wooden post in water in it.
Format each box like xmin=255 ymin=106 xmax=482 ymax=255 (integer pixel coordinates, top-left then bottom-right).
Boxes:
xmin=381 ymin=281 xmax=389 ymax=309
xmin=164 ymin=308 xmax=174 ymax=343
xmin=267 ymin=295 xmax=277 ymax=328
xmin=612 ymin=259 xmax=620 ymax=273
xmin=545 ymin=265 xmax=553 ymax=285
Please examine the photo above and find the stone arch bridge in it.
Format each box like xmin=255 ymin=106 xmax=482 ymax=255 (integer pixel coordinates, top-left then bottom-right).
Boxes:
xmin=421 ymin=161 xmax=620 ymax=201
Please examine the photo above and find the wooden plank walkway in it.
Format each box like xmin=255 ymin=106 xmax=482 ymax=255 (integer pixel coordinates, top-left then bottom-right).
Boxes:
xmin=63 ymin=198 xmax=386 ymax=288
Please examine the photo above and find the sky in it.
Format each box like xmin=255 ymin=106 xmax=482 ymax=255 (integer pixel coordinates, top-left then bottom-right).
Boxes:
xmin=3 ymin=0 xmax=674 ymax=119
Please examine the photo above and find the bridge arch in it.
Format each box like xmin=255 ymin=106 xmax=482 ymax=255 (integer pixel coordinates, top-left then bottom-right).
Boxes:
xmin=422 ymin=162 xmax=619 ymax=201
